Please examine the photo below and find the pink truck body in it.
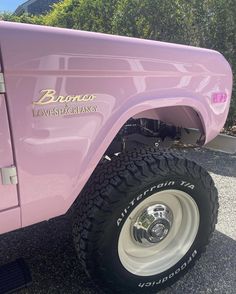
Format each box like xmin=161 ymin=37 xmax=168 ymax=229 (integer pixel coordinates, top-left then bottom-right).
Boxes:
xmin=0 ymin=22 xmax=233 ymax=235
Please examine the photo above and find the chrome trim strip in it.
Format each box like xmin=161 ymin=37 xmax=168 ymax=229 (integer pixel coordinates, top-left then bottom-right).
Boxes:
xmin=0 ymin=73 xmax=6 ymax=93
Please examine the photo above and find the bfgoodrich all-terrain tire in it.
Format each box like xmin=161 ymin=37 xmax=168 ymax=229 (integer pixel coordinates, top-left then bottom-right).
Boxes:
xmin=72 ymin=148 xmax=218 ymax=293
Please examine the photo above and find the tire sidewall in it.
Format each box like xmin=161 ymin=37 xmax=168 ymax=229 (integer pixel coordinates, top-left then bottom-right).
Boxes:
xmin=94 ymin=173 xmax=212 ymax=292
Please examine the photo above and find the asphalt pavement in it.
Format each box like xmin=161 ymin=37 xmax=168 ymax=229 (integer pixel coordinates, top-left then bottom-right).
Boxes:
xmin=0 ymin=149 xmax=235 ymax=294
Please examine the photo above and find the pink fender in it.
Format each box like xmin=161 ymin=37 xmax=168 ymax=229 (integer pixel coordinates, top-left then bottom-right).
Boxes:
xmin=0 ymin=22 xmax=232 ymax=229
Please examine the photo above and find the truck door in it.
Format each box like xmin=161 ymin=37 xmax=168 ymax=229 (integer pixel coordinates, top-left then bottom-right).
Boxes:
xmin=0 ymin=73 xmax=19 ymax=211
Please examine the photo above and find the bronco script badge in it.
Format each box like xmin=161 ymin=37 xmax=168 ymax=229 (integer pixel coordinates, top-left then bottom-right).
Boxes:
xmin=32 ymin=89 xmax=97 ymax=117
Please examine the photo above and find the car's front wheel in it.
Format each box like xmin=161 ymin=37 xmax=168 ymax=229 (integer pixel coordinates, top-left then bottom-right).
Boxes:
xmin=73 ymin=148 xmax=218 ymax=293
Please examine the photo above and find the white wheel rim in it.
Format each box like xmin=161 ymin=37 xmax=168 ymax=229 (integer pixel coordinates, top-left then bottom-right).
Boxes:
xmin=118 ymin=189 xmax=200 ymax=276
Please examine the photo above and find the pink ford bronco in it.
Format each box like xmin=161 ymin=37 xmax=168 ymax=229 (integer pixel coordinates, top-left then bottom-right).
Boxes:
xmin=0 ymin=21 xmax=233 ymax=293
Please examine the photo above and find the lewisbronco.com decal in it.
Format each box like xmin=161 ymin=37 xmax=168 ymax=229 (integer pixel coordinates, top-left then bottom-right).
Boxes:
xmin=32 ymin=89 xmax=98 ymax=118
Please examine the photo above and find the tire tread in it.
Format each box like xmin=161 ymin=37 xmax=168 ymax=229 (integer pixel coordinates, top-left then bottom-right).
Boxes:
xmin=72 ymin=147 xmax=218 ymax=293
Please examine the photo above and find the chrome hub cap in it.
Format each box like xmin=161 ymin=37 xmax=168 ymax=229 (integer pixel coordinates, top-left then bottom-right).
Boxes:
xmin=133 ymin=204 xmax=173 ymax=245
xmin=150 ymin=222 xmax=168 ymax=240
xmin=118 ymin=190 xmax=200 ymax=276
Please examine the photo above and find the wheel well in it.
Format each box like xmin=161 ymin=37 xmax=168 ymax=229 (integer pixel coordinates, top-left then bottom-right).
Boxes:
xmin=133 ymin=106 xmax=204 ymax=131
xmin=106 ymin=106 xmax=205 ymax=156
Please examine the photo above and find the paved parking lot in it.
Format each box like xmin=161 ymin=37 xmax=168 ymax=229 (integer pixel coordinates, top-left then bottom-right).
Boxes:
xmin=0 ymin=149 xmax=235 ymax=294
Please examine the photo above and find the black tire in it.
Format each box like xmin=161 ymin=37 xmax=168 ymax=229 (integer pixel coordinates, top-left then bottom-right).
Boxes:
xmin=72 ymin=148 xmax=218 ymax=293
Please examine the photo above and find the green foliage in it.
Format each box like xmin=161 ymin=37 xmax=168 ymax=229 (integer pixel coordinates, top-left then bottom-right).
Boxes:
xmin=43 ymin=0 xmax=77 ymax=28
xmin=112 ymin=0 xmax=193 ymax=44
xmin=44 ymin=0 xmax=117 ymax=32
xmin=1 ymin=0 xmax=236 ymax=124
xmin=72 ymin=0 xmax=117 ymax=33
xmin=0 ymin=12 xmax=44 ymax=25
